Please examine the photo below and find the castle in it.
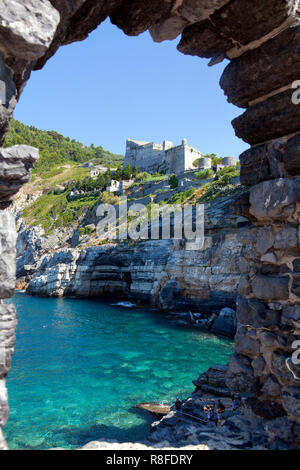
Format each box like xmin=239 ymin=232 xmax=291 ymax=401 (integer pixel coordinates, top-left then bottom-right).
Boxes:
xmin=123 ymin=138 xmax=202 ymax=174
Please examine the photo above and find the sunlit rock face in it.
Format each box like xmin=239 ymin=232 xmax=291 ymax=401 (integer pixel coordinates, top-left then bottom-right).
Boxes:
xmin=0 ymin=211 xmax=17 ymax=450
xmin=0 ymin=145 xmax=39 ymax=208
xmin=0 ymin=0 xmax=299 ymax=449
xmin=25 ymin=194 xmax=245 ymax=318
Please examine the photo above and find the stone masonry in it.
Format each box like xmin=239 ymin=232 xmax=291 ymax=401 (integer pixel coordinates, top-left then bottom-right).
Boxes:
xmin=0 ymin=0 xmax=299 ymax=449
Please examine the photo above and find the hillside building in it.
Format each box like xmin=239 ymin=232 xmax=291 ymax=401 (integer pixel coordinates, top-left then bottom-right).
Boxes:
xmin=123 ymin=138 xmax=201 ymax=175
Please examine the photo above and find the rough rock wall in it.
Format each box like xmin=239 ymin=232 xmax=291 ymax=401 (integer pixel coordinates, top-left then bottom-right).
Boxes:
xmin=177 ymin=0 xmax=300 ymax=447
xmin=0 ymin=146 xmax=38 ymax=449
xmin=0 ymin=0 xmax=299 ymax=448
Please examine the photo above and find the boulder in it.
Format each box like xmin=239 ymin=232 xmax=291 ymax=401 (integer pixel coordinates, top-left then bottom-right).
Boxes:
xmin=110 ymin=0 xmax=173 ymax=36
xmin=239 ymin=142 xmax=286 ymax=186
xmin=179 ymin=0 xmax=300 ymax=64
xmin=249 ymin=178 xmax=300 ymax=222
xmin=133 ymin=402 xmax=171 ymax=419
xmin=196 ymin=364 xmax=228 ymax=388
xmin=0 ymin=145 xmax=39 ymax=208
xmin=232 ymin=90 xmax=300 ymax=145
xmin=220 ymin=25 xmax=300 ymax=107
xmin=178 ymin=20 xmax=233 ymax=59
xmin=211 ymin=307 xmax=237 ymax=337
xmin=159 ymin=281 xmax=181 ymax=309
xmin=0 ymin=0 xmax=60 ymax=61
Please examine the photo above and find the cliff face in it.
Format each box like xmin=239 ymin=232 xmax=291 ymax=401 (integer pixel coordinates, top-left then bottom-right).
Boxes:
xmin=26 ymin=195 xmax=247 ymax=316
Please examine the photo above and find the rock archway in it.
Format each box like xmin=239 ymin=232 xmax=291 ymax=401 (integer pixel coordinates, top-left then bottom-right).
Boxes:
xmin=0 ymin=0 xmax=300 ymax=449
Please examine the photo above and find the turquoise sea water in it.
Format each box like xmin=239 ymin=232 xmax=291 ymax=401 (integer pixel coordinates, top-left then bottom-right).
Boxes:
xmin=4 ymin=293 xmax=233 ymax=450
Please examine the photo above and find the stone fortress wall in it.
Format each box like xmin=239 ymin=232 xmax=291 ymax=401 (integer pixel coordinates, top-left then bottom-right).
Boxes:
xmin=123 ymin=138 xmax=202 ymax=174
xmin=199 ymin=156 xmax=237 ymax=171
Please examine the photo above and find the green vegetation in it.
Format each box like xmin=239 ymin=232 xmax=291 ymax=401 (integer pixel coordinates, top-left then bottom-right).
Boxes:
xmin=211 ymin=156 xmax=222 ymax=165
xmin=4 ymin=119 xmax=124 ymax=178
xmin=135 ymin=171 xmax=167 ymax=183
xmin=65 ymin=169 xmax=112 ymax=194
xmin=168 ymin=188 xmax=196 ymax=205
xmin=198 ymin=166 xmax=241 ymax=203
xmin=166 ymin=166 xmax=241 ymax=206
xmin=122 ymin=164 xmax=133 ymax=180
xmin=194 ymin=169 xmax=214 ymax=180
xmin=12 ymin=118 xmax=243 ymax=235
xmin=80 ymin=225 xmax=95 ymax=237
xmin=99 ymin=191 xmax=119 ymax=205
xmin=23 ymin=191 xmax=99 ymax=233
xmin=168 ymin=174 xmax=179 ymax=189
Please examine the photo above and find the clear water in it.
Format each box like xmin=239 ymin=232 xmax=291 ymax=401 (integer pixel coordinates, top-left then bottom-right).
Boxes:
xmin=4 ymin=292 xmax=233 ymax=450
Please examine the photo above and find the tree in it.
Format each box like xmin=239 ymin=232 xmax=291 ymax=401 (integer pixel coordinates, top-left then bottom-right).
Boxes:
xmin=132 ymin=165 xmax=138 ymax=178
xmin=168 ymin=174 xmax=179 ymax=189
xmin=114 ymin=166 xmax=123 ymax=181
xmin=122 ymin=164 xmax=132 ymax=180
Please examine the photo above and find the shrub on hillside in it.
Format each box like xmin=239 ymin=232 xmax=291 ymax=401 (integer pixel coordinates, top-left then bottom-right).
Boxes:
xmin=168 ymin=174 xmax=179 ymax=189
xmin=99 ymin=191 xmax=119 ymax=205
xmin=194 ymin=169 xmax=214 ymax=180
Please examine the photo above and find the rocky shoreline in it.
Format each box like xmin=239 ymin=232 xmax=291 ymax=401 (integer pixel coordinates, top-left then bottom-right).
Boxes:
xmin=77 ymin=364 xmax=297 ymax=451
xmin=14 ymin=194 xmax=246 ymax=338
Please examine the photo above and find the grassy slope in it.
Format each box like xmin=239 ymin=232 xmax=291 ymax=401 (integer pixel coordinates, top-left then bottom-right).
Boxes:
xmin=22 ymin=192 xmax=99 ymax=235
xmin=4 ymin=119 xmax=124 ymax=178
xmin=8 ymin=120 xmax=241 ymax=237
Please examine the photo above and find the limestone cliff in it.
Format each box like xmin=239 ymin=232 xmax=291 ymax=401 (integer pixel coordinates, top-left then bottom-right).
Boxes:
xmin=25 ymin=195 xmax=247 ymax=321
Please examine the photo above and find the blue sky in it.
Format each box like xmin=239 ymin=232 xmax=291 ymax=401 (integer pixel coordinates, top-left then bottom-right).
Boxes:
xmin=14 ymin=18 xmax=248 ymax=158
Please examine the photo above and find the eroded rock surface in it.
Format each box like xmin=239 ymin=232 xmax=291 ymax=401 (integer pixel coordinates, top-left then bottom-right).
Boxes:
xmin=0 ymin=145 xmax=38 ymax=208
xmin=25 ymin=195 xmax=245 ymax=319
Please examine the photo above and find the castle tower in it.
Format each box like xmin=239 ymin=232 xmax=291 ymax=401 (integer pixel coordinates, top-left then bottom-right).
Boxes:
xmin=222 ymin=157 xmax=236 ymax=167
xmin=198 ymin=157 xmax=212 ymax=170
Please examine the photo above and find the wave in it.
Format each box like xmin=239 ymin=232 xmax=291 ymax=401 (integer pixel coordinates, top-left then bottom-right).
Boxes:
xmin=111 ymin=301 xmax=136 ymax=308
